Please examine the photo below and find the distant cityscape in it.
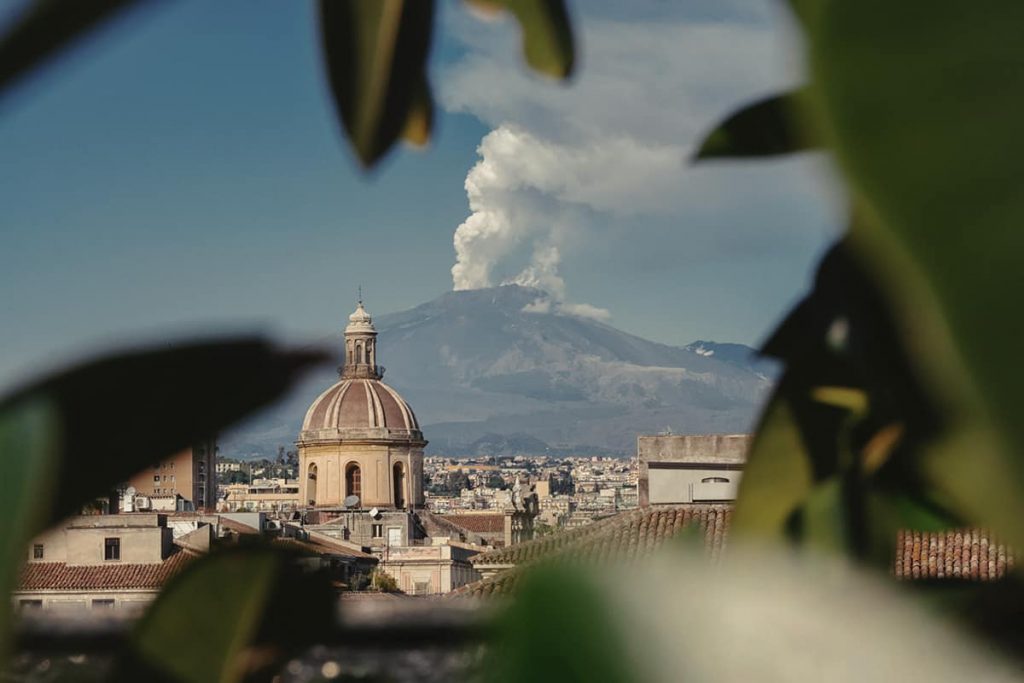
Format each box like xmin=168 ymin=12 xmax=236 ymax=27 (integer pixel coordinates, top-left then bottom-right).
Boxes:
xmin=216 ymin=452 xmax=640 ymax=531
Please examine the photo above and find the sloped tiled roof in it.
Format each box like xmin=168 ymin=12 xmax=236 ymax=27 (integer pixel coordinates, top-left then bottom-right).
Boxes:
xmin=453 ymin=505 xmax=731 ymax=598
xmin=16 ymin=548 xmax=197 ymax=592
xmin=274 ymin=536 xmax=375 ymax=560
xmin=417 ymin=510 xmax=473 ymax=541
xmin=439 ymin=513 xmax=505 ymax=534
xmin=894 ymin=529 xmax=1014 ymax=580
xmin=454 ymin=505 xmax=1017 ymax=599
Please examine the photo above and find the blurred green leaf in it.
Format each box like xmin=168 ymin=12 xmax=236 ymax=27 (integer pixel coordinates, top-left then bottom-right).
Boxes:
xmin=732 ymin=396 xmax=813 ymax=539
xmin=693 ymin=90 xmax=814 ymax=160
xmin=467 ymin=0 xmax=574 ymax=79
xmin=0 ymin=338 xmax=326 ymax=529
xmin=0 ymin=0 xmax=143 ymax=100
xmin=319 ymin=0 xmax=435 ymax=167
xmin=488 ymin=565 xmax=635 ymax=683
xmin=0 ymin=398 xmax=58 ymax=660
xmin=807 ymin=1 xmax=1024 ymax=545
xmin=800 ymin=478 xmax=849 ymax=555
xmin=401 ymin=73 xmax=433 ymax=146
xmin=128 ymin=546 xmax=336 ymax=683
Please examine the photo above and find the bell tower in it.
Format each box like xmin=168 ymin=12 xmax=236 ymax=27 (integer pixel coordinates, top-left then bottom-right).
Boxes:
xmin=341 ymin=298 xmax=382 ymax=380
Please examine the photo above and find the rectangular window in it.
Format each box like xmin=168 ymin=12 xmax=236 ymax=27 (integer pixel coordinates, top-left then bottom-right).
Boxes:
xmin=372 ymin=523 xmax=383 ymax=539
xmin=92 ymin=599 xmax=115 ymax=609
xmin=18 ymin=599 xmax=42 ymax=611
xmin=104 ymin=537 xmax=120 ymax=561
xmin=32 ymin=544 xmax=44 ymax=560
xmin=170 ymin=475 xmax=175 ymax=483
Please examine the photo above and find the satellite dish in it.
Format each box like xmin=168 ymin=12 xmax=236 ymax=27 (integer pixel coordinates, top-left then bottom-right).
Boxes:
xmin=343 ymin=495 xmax=360 ymax=509
xmin=369 ymin=507 xmax=380 ymax=519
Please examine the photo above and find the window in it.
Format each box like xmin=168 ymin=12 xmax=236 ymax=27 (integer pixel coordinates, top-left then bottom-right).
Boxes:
xmin=170 ymin=475 xmax=175 ymax=483
xmin=346 ymin=464 xmax=362 ymax=499
xmin=153 ymin=475 xmax=160 ymax=482
xmin=104 ymin=537 xmax=120 ymax=561
xmin=414 ymin=581 xmax=430 ymax=596
xmin=18 ymin=599 xmax=42 ymax=611
xmin=32 ymin=544 xmax=44 ymax=560
xmin=92 ymin=599 xmax=115 ymax=609
xmin=372 ymin=523 xmax=383 ymax=539
xmin=701 ymin=476 xmax=730 ymax=484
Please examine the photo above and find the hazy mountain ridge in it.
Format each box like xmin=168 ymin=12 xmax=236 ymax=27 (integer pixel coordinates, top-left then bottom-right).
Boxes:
xmin=221 ymin=285 xmax=776 ymax=457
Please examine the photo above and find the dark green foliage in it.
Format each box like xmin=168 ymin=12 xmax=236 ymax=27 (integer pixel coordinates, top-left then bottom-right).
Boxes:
xmin=0 ymin=338 xmax=326 ymax=530
xmin=467 ymin=0 xmax=575 ymax=79
xmin=318 ymin=0 xmax=436 ymax=168
xmin=123 ymin=545 xmax=337 ymax=683
xmin=805 ymin=0 xmax=1024 ymax=549
xmin=694 ymin=90 xmax=814 ymax=160
xmin=0 ymin=0 xmax=143 ymax=100
xmin=487 ymin=566 xmax=635 ymax=683
xmin=735 ymin=241 xmax=960 ymax=564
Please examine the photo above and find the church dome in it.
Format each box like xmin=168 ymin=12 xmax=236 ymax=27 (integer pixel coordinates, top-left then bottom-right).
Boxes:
xmin=301 ymin=378 xmax=422 ymax=442
xmin=298 ymin=299 xmax=425 ymax=446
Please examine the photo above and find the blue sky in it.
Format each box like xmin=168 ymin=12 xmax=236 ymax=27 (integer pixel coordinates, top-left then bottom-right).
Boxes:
xmin=0 ymin=0 xmax=841 ymax=387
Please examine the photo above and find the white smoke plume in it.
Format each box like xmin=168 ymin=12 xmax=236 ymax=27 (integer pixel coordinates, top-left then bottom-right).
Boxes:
xmin=442 ymin=2 xmax=812 ymax=324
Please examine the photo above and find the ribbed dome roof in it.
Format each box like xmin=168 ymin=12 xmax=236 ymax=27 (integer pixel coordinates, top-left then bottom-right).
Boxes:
xmin=300 ymin=378 xmax=422 ymax=443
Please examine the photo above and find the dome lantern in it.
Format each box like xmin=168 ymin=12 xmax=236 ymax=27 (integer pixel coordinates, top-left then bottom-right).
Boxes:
xmin=341 ymin=299 xmax=381 ymax=380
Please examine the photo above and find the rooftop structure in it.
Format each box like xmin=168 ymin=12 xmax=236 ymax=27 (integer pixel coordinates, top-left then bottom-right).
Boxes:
xmin=298 ymin=300 xmax=426 ymax=510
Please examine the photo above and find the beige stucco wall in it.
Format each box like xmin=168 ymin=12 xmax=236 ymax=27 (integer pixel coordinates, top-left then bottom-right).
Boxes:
xmin=13 ymin=589 xmax=159 ymax=615
xmin=126 ymin=442 xmax=215 ymax=510
xmin=379 ymin=545 xmax=480 ymax=595
xmin=637 ymin=434 xmax=750 ymax=507
xmin=299 ymin=442 xmax=423 ymax=509
xmin=29 ymin=515 xmax=171 ymax=566
xmin=648 ymin=467 xmax=743 ymax=504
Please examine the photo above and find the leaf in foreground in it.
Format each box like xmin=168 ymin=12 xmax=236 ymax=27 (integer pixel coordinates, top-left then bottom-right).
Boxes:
xmin=128 ymin=546 xmax=336 ymax=683
xmin=807 ymin=0 xmax=1024 ymax=546
xmin=0 ymin=337 xmax=326 ymax=530
xmin=467 ymin=0 xmax=575 ymax=79
xmin=693 ymin=90 xmax=814 ymax=160
xmin=319 ymin=0 xmax=435 ymax=167
xmin=487 ymin=565 xmax=635 ymax=683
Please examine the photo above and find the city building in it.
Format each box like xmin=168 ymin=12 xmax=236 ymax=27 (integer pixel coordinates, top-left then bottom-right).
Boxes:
xmin=15 ymin=514 xmax=198 ymax=614
xmin=637 ymin=434 xmax=750 ymax=506
xmin=220 ymin=480 xmax=301 ymax=513
xmin=298 ymin=301 xmax=425 ymax=509
xmin=294 ymin=299 xmax=503 ymax=594
xmin=125 ymin=439 xmax=217 ymax=511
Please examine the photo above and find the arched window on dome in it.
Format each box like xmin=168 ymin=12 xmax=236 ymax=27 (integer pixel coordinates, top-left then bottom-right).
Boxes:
xmin=307 ymin=463 xmax=318 ymax=506
xmin=346 ymin=463 xmax=362 ymax=500
xmin=355 ymin=342 xmax=364 ymax=364
xmin=393 ymin=462 xmax=406 ymax=509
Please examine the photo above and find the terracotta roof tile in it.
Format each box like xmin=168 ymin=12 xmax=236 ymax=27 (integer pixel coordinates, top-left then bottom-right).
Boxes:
xmin=274 ymin=536 xmax=375 ymax=560
xmin=438 ymin=514 xmax=505 ymax=534
xmin=453 ymin=504 xmax=731 ymax=598
xmin=16 ymin=549 xmax=197 ymax=592
xmin=893 ymin=528 xmax=1015 ymax=581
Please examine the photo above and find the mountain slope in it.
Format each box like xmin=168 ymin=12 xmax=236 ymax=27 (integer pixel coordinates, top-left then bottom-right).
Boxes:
xmin=222 ymin=285 xmax=775 ymax=456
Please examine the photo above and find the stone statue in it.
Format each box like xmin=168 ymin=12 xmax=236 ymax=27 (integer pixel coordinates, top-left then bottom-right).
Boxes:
xmin=512 ymin=475 xmax=523 ymax=511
